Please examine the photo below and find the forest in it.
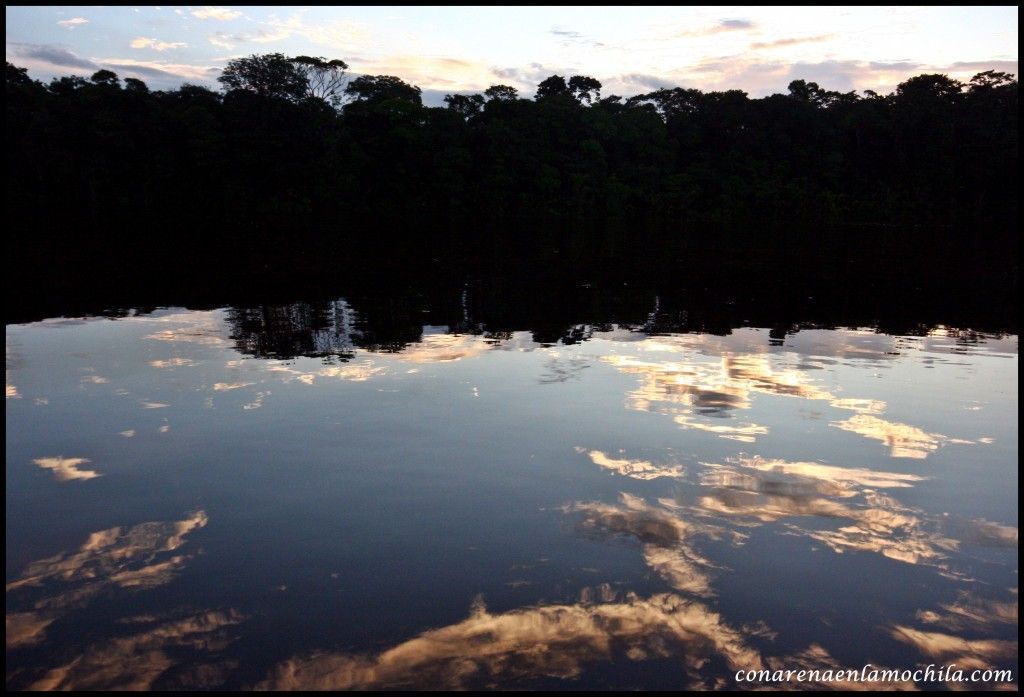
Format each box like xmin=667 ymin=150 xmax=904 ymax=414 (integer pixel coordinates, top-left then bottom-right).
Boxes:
xmin=4 ymin=54 xmax=1019 ymax=325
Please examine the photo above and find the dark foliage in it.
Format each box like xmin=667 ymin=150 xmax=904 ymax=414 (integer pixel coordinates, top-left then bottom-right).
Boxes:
xmin=5 ymin=58 xmax=1018 ymax=324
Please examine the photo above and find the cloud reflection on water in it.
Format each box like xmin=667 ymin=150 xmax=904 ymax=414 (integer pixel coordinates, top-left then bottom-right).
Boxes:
xmin=4 ymin=309 xmax=1016 ymax=690
xmin=6 ymin=511 xmax=208 ymax=649
xmin=32 ymin=456 xmax=101 ymax=482
xmin=258 ymin=592 xmax=763 ymax=690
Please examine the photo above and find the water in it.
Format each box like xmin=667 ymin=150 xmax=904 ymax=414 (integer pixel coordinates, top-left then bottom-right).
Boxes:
xmin=5 ymin=299 xmax=1018 ymax=690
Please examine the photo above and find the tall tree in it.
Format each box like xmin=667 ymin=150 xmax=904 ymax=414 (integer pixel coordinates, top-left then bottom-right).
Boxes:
xmin=444 ymin=93 xmax=484 ymax=118
xmin=536 ymin=75 xmax=569 ymax=99
xmin=344 ymin=75 xmax=422 ymax=105
xmin=90 ymin=69 xmax=120 ymax=87
xmin=484 ymin=84 xmax=518 ymax=102
xmin=568 ymin=75 xmax=601 ymax=104
xmin=290 ymin=55 xmax=349 ymax=106
xmin=218 ymin=53 xmax=308 ymax=102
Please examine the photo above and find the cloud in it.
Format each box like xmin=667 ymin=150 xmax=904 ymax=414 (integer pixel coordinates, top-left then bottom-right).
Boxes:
xmin=694 ymin=456 xmax=969 ymax=570
xmin=143 ymin=312 xmax=229 ymax=345
xmin=242 ymin=391 xmax=268 ymax=410
xmin=916 ymin=592 xmax=1018 ymax=633
xmin=719 ymin=19 xmax=754 ymax=30
xmin=6 ymin=46 xmax=219 ymax=87
xmin=7 ymin=510 xmax=208 ymax=594
xmin=549 ymin=26 xmax=606 ymax=49
xmin=891 ymin=594 xmax=1018 ymax=689
xmin=601 ymin=348 xmax=876 ymax=444
xmin=750 ymin=34 xmax=834 ymax=50
xmin=734 ymin=456 xmax=926 ymax=492
xmin=205 ymin=27 xmax=292 ymax=50
xmin=618 ymin=73 xmax=675 ymax=91
xmin=212 ymin=381 xmax=255 ymax=391
xmin=258 ymin=591 xmax=762 ymax=689
xmin=575 ymin=447 xmax=685 ymax=481
xmin=385 ymin=333 xmax=492 ymax=363
xmin=679 ymin=57 xmax=1020 ymax=97
xmin=208 ymin=33 xmax=234 ymax=50
xmin=765 ymin=644 xmax=916 ymax=690
xmin=130 ymin=37 xmax=188 ymax=52
xmin=550 ymin=28 xmax=584 ymax=40
xmin=673 ymin=415 xmax=767 ymax=443
xmin=679 ymin=18 xmax=755 ymax=37
xmin=889 ymin=625 xmax=1016 ymax=672
xmin=257 ymin=14 xmax=374 ymax=51
xmin=57 ymin=17 xmax=89 ymax=29
xmin=565 ymin=493 xmax=721 ymax=597
xmin=869 ymin=60 xmax=924 ymax=70
xmin=830 ymin=414 xmax=974 ymax=459
xmin=6 ymin=612 xmax=56 ymax=649
xmin=190 ymin=7 xmax=242 ymax=21
xmin=149 ymin=358 xmax=195 ymax=368
xmin=269 ymin=360 xmax=384 ymax=385
xmin=5 ymin=512 xmax=236 ymax=690
xmin=26 ymin=610 xmax=243 ymax=690
xmin=98 ymin=59 xmax=219 ymax=81
xmin=948 ymin=60 xmax=1019 ymax=75
xmin=32 ymin=457 xmax=100 ymax=482
xmin=247 ymin=28 xmax=293 ymax=44
xmin=7 ymin=43 xmax=98 ymax=71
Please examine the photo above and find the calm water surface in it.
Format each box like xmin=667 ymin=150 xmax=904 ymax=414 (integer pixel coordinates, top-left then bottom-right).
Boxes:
xmin=5 ymin=300 xmax=1018 ymax=689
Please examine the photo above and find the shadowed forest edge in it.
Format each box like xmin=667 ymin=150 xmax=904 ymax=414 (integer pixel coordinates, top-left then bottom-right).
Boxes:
xmin=5 ymin=55 xmax=1018 ymax=328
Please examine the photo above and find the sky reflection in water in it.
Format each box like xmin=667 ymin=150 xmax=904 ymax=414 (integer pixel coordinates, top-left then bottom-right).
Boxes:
xmin=5 ymin=304 xmax=1018 ymax=690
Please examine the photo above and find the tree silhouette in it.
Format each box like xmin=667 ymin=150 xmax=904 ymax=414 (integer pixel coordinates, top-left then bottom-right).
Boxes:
xmin=895 ymin=73 xmax=963 ymax=100
xmin=3 ymin=54 xmax=1018 ymax=329
xmin=123 ymin=77 xmax=149 ymax=93
xmin=290 ymin=55 xmax=349 ymax=106
xmin=969 ymin=70 xmax=1016 ymax=91
xmin=344 ymin=74 xmax=422 ymax=104
xmin=90 ymin=69 xmax=120 ymax=86
xmin=536 ymin=75 xmax=569 ymax=99
xmin=444 ymin=93 xmax=485 ymax=118
xmin=484 ymin=85 xmax=518 ymax=102
xmin=568 ymin=75 xmax=601 ymax=103
xmin=218 ymin=53 xmax=308 ymax=101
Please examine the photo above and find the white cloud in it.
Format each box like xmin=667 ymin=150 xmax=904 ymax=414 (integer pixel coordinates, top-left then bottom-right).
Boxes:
xmin=95 ymin=58 xmax=219 ymax=84
xmin=57 ymin=17 xmax=89 ymax=29
xmin=190 ymin=7 xmax=242 ymax=21
xmin=208 ymin=33 xmax=234 ymax=50
xmin=678 ymin=18 xmax=756 ymax=37
xmin=260 ymin=13 xmax=374 ymax=51
xmin=130 ymin=37 xmax=188 ymax=51
xmin=751 ymin=34 xmax=835 ymax=50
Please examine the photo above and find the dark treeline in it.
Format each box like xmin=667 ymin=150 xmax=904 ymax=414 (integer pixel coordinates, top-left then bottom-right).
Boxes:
xmin=5 ymin=54 xmax=1019 ymax=324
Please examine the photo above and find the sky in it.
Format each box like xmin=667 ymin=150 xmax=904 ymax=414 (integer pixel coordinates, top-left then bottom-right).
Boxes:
xmin=5 ymin=6 xmax=1019 ymax=105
